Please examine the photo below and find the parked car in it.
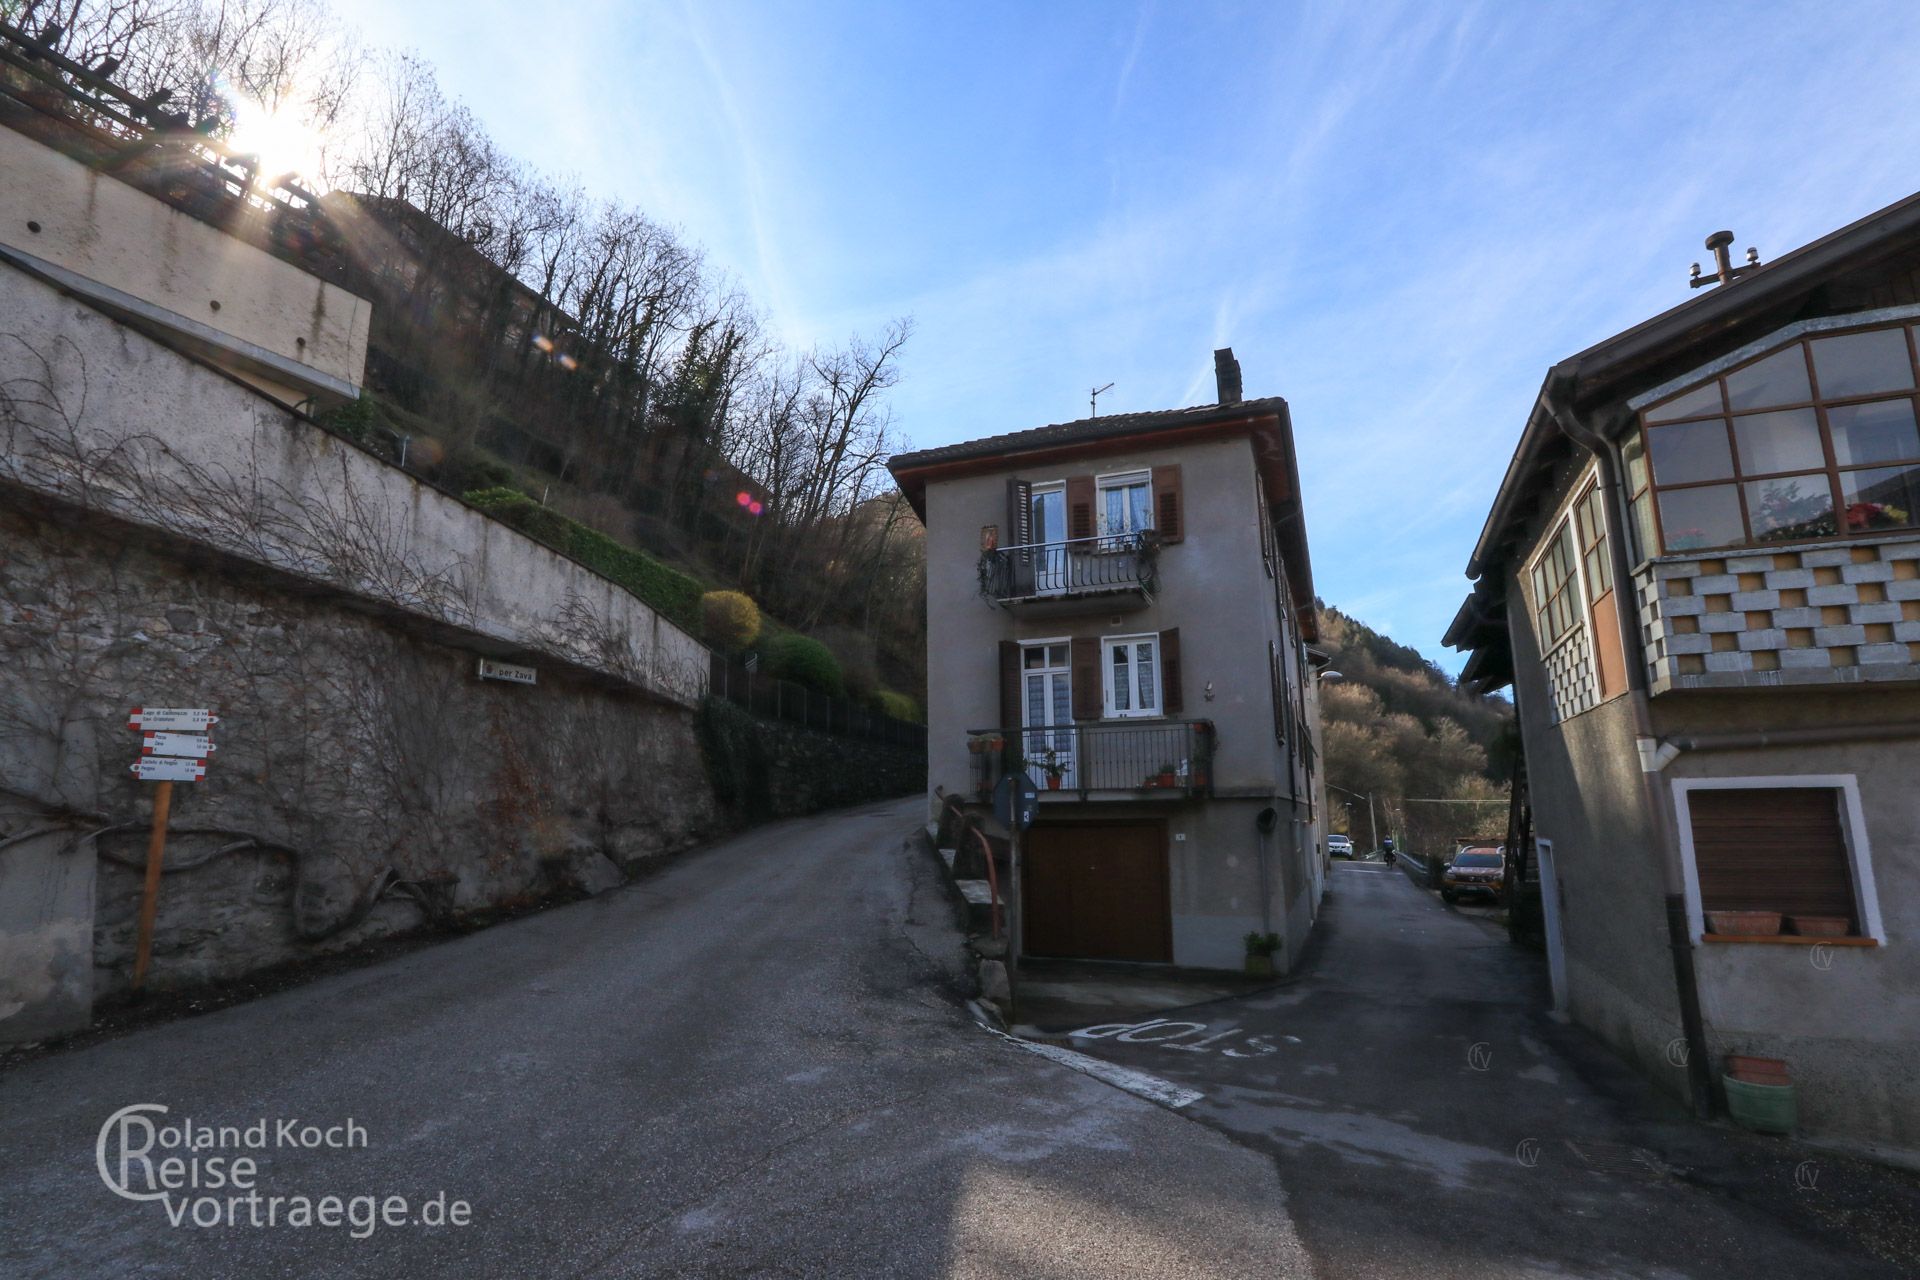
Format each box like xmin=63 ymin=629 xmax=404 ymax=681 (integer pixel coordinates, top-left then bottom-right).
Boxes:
xmin=1327 ymin=834 xmax=1354 ymax=859
xmin=1441 ymin=846 xmax=1505 ymax=904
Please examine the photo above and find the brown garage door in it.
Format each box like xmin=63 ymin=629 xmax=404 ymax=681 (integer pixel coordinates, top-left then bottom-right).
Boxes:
xmin=1023 ymin=823 xmax=1171 ymax=962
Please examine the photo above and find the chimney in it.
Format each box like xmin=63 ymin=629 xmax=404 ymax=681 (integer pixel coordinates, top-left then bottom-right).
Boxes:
xmin=1213 ymin=348 xmax=1242 ymax=405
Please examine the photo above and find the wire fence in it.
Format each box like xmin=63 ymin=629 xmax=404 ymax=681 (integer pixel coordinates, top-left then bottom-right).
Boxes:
xmin=709 ymin=657 xmax=927 ymax=747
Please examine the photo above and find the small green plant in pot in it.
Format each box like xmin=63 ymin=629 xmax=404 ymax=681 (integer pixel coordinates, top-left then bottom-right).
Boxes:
xmin=1031 ymin=749 xmax=1066 ymax=790
xmin=1244 ymin=931 xmax=1281 ymax=976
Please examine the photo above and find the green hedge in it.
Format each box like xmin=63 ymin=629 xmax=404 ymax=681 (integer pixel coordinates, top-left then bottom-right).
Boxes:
xmin=759 ymin=633 xmax=844 ymax=697
xmin=463 ymin=487 xmax=704 ymax=630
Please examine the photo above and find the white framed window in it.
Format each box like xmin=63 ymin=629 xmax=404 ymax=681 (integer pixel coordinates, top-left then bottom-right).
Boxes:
xmin=1103 ymin=633 xmax=1160 ymax=718
xmin=1096 ymin=470 xmax=1153 ymax=542
xmin=1673 ymin=775 xmax=1885 ymax=944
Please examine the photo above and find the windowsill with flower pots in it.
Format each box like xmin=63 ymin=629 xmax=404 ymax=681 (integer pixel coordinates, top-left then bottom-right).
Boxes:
xmin=1702 ymin=935 xmax=1878 ymax=946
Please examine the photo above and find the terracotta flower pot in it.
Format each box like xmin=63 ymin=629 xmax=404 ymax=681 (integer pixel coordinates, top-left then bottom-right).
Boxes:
xmin=1706 ymin=909 xmax=1782 ymax=936
xmin=1787 ymin=915 xmax=1850 ymax=936
xmin=1046 ymin=775 xmax=1061 ymax=791
xmin=1726 ymin=1054 xmax=1791 ymax=1086
xmin=1155 ymin=772 xmax=1176 ymax=788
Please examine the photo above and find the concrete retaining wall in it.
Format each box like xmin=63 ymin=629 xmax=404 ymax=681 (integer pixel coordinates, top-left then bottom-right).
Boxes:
xmin=0 ymin=261 xmax=919 ymax=1043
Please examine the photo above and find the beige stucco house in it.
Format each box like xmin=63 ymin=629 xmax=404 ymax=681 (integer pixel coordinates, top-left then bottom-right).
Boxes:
xmin=889 ymin=351 xmax=1328 ymax=974
xmin=1447 ymin=199 xmax=1920 ymax=1163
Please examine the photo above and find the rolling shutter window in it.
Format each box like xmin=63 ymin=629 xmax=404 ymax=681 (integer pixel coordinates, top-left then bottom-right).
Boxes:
xmin=1689 ymin=788 xmax=1858 ymax=932
xmin=1065 ymin=475 xmax=1096 ymax=542
xmin=1160 ymin=628 xmax=1183 ymax=715
xmin=1070 ymin=636 xmax=1101 ymax=720
xmin=1152 ymin=465 xmax=1184 ymax=543
xmin=999 ymin=641 xmax=1021 ymax=729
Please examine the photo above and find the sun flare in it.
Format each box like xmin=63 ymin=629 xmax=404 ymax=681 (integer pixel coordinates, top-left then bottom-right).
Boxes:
xmin=225 ymin=93 xmax=326 ymax=191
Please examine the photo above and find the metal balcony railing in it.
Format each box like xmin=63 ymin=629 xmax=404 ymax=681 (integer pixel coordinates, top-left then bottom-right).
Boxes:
xmin=978 ymin=532 xmax=1159 ymax=604
xmin=966 ymin=719 xmax=1215 ymax=800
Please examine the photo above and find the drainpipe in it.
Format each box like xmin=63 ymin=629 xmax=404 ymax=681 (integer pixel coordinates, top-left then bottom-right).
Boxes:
xmin=1255 ymin=806 xmax=1279 ymax=936
xmin=1542 ymin=366 xmax=1716 ymax=1120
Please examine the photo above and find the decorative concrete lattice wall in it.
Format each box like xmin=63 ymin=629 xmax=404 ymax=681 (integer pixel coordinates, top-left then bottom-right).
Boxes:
xmin=1543 ymin=624 xmax=1599 ymax=722
xmin=1635 ymin=537 xmax=1920 ymax=691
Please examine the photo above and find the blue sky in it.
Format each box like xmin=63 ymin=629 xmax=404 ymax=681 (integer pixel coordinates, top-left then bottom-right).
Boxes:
xmin=330 ymin=0 xmax=1920 ymax=671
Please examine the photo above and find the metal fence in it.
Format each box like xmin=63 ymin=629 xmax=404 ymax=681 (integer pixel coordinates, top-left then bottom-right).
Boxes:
xmin=966 ymin=719 xmax=1215 ymax=798
xmin=710 ymin=657 xmax=927 ymax=747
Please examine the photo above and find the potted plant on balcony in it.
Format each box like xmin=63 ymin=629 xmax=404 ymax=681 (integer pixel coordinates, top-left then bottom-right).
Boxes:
xmin=1032 ymin=749 xmax=1066 ymax=790
xmin=1244 ymin=931 xmax=1281 ymax=977
xmin=1152 ymin=761 xmax=1179 ymax=788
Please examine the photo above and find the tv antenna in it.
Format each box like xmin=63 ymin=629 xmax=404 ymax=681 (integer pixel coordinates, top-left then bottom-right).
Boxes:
xmin=1090 ymin=382 xmax=1114 ymax=417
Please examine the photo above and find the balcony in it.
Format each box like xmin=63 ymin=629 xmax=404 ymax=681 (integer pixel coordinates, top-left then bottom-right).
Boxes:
xmin=967 ymin=719 xmax=1215 ymax=801
xmin=978 ymin=533 xmax=1158 ymax=615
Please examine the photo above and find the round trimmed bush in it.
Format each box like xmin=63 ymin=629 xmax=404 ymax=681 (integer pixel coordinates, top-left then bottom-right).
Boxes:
xmin=876 ymin=690 xmax=922 ymax=723
xmin=701 ymin=591 xmax=762 ymax=653
xmin=761 ymin=633 xmax=843 ymax=697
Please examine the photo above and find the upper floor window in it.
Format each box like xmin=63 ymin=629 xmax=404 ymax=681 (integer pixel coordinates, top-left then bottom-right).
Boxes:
xmin=1637 ymin=324 xmax=1920 ymax=553
xmin=1098 ymin=471 xmax=1153 ymax=541
xmin=1531 ymin=522 xmax=1579 ymax=648
xmin=1104 ymin=634 xmax=1160 ymax=718
xmin=1575 ymin=484 xmax=1612 ymax=600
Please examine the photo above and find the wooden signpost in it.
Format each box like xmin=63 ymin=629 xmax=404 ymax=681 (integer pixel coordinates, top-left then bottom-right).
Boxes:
xmin=126 ymin=708 xmax=217 ymax=994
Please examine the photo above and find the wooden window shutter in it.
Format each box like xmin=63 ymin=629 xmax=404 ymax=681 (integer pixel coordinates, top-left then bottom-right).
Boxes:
xmin=1065 ymin=475 xmax=1095 ymax=542
xmin=1258 ymin=486 xmax=1275 ymax=576
xmin=1153 ymin=465 xmax=1184 ymax=543
xmin=1689 ymin=788 xmax=1857 ymax=931
xmin=999 ymin=641 xmax=1021 ymax=729
xmin=1006 ymin=478 xmax=1032 ymax=546
xmin=1160 ymin=627 xmax=1183 ymax=715
xmin=1269 ymin=641 xmax=1286 ymax=745
xmin=1071 ymin=636 xmax=1101 ymax=720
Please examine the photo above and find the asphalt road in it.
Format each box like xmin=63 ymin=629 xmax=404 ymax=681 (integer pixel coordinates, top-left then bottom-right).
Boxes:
xmin=0 ymin=797 xmax=1309 ymax=1279
xmin=1060 ymin=860 xmax=1920 ymax=1279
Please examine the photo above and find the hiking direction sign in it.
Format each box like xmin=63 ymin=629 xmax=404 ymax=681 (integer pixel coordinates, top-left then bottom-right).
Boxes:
xmin=127 ymin=707 xmax=219 ymax=733
xmin=129 ymin=757 xmax=208 ymax=782
xmin=126 ymin=709 xmax=215 ymax=785
xmin=125 ymin=708 xmax=217 ymax=991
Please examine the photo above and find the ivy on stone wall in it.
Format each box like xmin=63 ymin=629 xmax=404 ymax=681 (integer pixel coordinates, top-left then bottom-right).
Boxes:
xmin=464 ymin=487 xmax=705 ymax=631
xmin=696 ymin=696 xmax=773 ymax=824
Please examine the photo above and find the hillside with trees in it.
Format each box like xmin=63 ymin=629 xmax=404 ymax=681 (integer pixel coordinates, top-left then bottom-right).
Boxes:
xmin=20 ymin=0 xmax=929 ymax=716
xmin=1315 ymin=606 xmax=1515 ymax=855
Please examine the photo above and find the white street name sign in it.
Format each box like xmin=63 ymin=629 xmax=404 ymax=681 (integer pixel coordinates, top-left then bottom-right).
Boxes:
xmin=477 ymin=658 xmax=537 ymax=685
xmin=130 ymin=758 xmax=206 ymax=782
xmin=142 ymin=733 xmax=216 ymax=758
xmin=128 ymin=707 xmax=218 ymax=732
